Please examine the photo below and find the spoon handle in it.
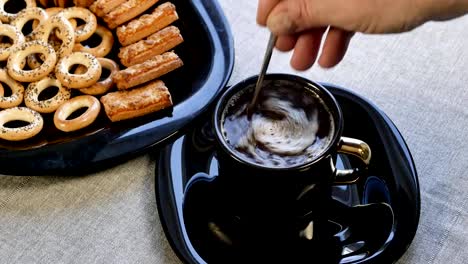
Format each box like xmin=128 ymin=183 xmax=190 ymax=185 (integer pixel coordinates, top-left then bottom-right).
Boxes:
xmin=248 ymin=33 xmax=278 ymax=114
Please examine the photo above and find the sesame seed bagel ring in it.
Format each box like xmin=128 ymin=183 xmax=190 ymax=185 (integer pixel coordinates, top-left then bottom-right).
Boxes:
xmin=26 ymin=37 xmax=62 ymax=70
xmin=54 ymin=95 xmax=100 ymax=132
xmin=7 ymin=40 xmax=57 ymax=83
xmin=58 ymin=7 xmax=97 ymax=42
xmin=25 ymin=76 xmax=71 ymax=114
xmin=56 ymin=52 xmax=101 ymax=89
xmin=0 ymin=0 xmax=36 ymax=22
xmin=0 ymin=107 xmax=43 ymax=141
xmin=27 ymin=53 xmax=50 ymax=70
xmin=73 ymin=25 xmax=114 ymax=57
xmin=0 ymin=69 xmax=24 ymax=108
xmin=50 ymin=10 xmax=77 ymax=30
xmin=10 ymin=7 xmax=48 ymax=39
xmin=32 ymin=8 xmax=77 ymax=30
xmin=79 ymin=58 xmax=119 ymax=95
xmin=31 ymin=14 xmax=75 ymax=58
xmin=0 ymin=24 xmax=25 ymax=61
xmin=26 ymin=54 xmax=41 ymax=70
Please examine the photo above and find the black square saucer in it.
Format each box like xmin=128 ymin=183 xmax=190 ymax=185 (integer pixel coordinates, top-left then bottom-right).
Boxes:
xmin=156 ymin=83 xmax=420 ymax=264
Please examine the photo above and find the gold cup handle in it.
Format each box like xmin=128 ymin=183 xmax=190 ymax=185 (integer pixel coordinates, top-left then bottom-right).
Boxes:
xmin=334 ymin=137 xmax=372 ymax=185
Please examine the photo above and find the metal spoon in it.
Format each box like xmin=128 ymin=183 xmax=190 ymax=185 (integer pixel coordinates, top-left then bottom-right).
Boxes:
xmin=247 ymin=33 xmax=278 ymax=117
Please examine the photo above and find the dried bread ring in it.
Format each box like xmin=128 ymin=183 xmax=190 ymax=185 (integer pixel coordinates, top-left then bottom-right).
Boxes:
xmin=59 ymin=7 xmax=97 ymax=42
xmin=25 ymin=76 xmax=71 ymax=113
xmin=32 ymin=9 xmax=73 ymax=49
xmin=79 ymin=58 xmax=119 ymax=95
xmin=0 ymin=107 xmax=43 ymax=141
xmin=0 ymin=24 xmax=25 ymax=61
xmin=32 ymin=8 xmax=77 ymax=29
xmin=0 ymin=0 xmax=36 ymax=22
xmin=26 ymin=36 xmax=63 ymax=70
xmin=73 ymin=25 xmax=113 ymax=57
xmin=28 ymin=12 xmax=72 ymax=70
xmin=31 ymin=14 xmax=75 ymax=58
xmin=53 ymin=95 xmax=100 ymax=132
xmin=7 ymin=40 xmax=57 ymax=83
xmin=10 ymin=7 xmax=48 ymax=39
xmin=26 ymin=39 xmax=60 ymax=70
xmin=55 ymin=51 xmax=102 ymax=89
xmin=0 ymin=69 xmax=24 ymax=108
xmin=26 ymin=52 xmax=46 ymax=70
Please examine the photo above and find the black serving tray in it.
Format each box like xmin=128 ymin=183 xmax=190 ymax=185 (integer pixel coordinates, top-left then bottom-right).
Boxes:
xmin=0 ymin=0 xmax=234 ymax=176
xmin=156 ymin=83 xmax=421 ymax=263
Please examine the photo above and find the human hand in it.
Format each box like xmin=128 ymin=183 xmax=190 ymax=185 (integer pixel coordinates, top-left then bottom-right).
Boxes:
xmin=257 ymin=0 xmax=468 ymax=70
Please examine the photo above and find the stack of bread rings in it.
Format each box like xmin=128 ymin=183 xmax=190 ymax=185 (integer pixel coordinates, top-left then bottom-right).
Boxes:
xmin=0 ymin=0 xmax=184 ymax=142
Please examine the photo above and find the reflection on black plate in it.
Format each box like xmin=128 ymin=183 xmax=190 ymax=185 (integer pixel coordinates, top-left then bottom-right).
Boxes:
xmin=0 ymin=0 xmax=234 ymax=175
xmin=156 ymin=84 xmax=420 ymax=264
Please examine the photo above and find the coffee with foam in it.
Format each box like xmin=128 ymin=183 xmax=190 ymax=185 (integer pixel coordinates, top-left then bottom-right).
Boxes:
xmin=221 ymin=80 xmax=335 ymax=168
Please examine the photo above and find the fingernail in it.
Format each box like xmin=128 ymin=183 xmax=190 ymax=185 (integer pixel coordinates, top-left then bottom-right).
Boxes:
xmin=267 ymin=13 xmax=296 ymax=34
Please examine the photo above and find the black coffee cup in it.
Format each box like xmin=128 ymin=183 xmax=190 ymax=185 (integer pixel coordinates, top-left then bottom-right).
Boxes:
xmin=212 ymin=74 xmax=371 ymax=260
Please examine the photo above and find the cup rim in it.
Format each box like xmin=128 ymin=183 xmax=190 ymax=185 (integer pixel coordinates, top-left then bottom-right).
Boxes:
xmin=213 ymin=73 xmax=344 ymax=171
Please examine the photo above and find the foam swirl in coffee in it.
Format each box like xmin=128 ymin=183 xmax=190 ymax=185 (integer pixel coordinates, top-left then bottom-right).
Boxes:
xmin=221 ymin=80 xmax=335 ymax=168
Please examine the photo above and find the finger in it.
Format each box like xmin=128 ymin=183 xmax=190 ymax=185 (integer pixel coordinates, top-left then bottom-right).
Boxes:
xmin=290 ymin=28 xmax=326 ymax=71
xmin=318 ymin=28 xmax=354 ymax=68
xmin=267 ymin=0 xmax=327 ymax=34
xmin=276 ymin=34 xmax=298 ymax=52
xmin=257 ymin=0 xmax=281 ymax=26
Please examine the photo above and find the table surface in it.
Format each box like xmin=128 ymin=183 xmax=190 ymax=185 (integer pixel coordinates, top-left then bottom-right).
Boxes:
xmin=1 ymin=1 xmax=467 ymax=263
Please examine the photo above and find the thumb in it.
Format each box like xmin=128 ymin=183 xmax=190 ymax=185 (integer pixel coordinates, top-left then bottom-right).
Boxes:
xmin=266 ymin=0 xmax=325 ymax=35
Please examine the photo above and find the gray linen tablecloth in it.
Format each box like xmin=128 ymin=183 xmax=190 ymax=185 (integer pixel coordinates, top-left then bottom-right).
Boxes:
xmin=1 ymin=1 xmax=467 ymax=263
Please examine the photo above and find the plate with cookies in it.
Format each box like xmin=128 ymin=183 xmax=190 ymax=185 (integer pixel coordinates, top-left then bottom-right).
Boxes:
xmin=0 ymin=0 xmax=234 ymax=175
